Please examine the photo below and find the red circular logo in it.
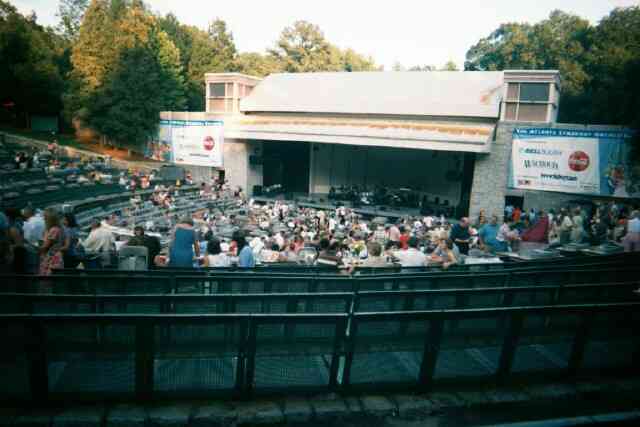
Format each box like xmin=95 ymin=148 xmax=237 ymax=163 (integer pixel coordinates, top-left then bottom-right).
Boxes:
xmin=568 ymin=151 xmax=590 ymax=172
xmin=203 ymin=136 xmax=215 ymax=151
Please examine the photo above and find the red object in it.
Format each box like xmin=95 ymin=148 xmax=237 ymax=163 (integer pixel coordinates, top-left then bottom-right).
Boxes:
xmin=568 ymin=151 xmax=590 ymax=172
xmin=513 ymin=207 xmax=521 ymax=222
xmin=203 ymin=136 xmax=215 ymax=151
xmin=2 ymin=101 xmax=15 ymax=108
xmin=521 ymin=216 xmax=549 ymax=243
xmin=399 ymin=234 xmax=409 ymax=250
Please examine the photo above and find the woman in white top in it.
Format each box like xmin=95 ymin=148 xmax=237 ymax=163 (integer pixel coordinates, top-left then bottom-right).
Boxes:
xmin=203 ymin=239 xmax=231 ymax=268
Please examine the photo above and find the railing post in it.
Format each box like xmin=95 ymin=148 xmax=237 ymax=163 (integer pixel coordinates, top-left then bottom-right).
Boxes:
xmin=27 ymin=320 xmax=48 ymax=404
xmin=567 ymin=313 xmax=593 ymax=377
xmin=135 ymin=321 xmax=154 ymax=400
xmin=418 ymin=318 xmax=443 ymax=390
xmin=497 ymin=312 xmax=524 ymax=383
xmin=244 ymin=319 xmax=257 ymax=397
xmin=329 ymin=317 xmax=347 ymax=391
xmin=342 ymin=317 xmax=357 ymax=388
xmin=235 ymin=318 xmax=248 ymax=396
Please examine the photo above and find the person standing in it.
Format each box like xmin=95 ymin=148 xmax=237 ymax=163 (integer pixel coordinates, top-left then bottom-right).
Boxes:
xmin=449 ymin=217 xmax=471 ymax=255
xmin=168 ymin=218 xmax=199 ymax=268
xmin=478 ymin=215 xmax=508 ymax=253
xmin=39 ymin=209 xmax=64 ymax=276
xmin=61 ymin=213 xmax=81 ymax=269
xmin=82 ymin=219 xmax=115 ymax=267
xmin=570 ymin=208 xmax=584 ymax=243
xmin=623 ymin=211 xmax=640 ymax=252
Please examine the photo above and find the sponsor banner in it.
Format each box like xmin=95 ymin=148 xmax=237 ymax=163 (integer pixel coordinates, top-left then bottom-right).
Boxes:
xmin=510 ymin=128 xmax=637 ymax=197
xmin=146 ymin=120 xmax=224 ymax=167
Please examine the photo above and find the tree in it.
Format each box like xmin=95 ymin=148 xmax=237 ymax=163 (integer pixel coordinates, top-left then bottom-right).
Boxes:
xmin=85 ymin=45 xmax=167 ymax=150
xmin=440 ymin=60 xmax=459 ymax=71
xmin=56 ymin=0 xmax=88 ymax=40
xmin=68 ymin=0 xmax=186 ymax=141
xmin=465 ymin=10 xmax=591 ymax=96
xmin=269 ymin=21 xmax=341 ymax=72
xmin=0 ymin=1 xmax=65 ymax=126
xmin=408 ymin=65 xmax=435 ymax=71
xmin=70 ymin=0 xmax=118 ymax=91
xmin=235 ymin=52 xmax=282 ymax=77
xmin=392 ymin=62 xmax=405 ymax=71
xmin=577 ymin=7 xmax=640 ymax=148
xmin=340 ymin=48 xmax=378 ymax=71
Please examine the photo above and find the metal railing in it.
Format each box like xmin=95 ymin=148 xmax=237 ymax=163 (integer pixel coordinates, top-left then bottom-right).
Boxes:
xmin=1 ymin=302 xmax=638 ymax=402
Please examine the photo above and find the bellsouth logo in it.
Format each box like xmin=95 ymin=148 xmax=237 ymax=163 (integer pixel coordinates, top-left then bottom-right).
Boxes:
xmin=568 ymin=151 xmax=590 ymax=172
xmin=519 ymin=147 xmax=563 ymax=156
xmin=203 ymin=136 xmax=215 ymax=151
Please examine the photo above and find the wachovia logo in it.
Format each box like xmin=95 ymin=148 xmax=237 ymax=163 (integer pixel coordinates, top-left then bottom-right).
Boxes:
xmin=568 ymin=151 xmax=590 ymax=172
xmin=203 ymin=135 xmax=215 ymax=151
xmin=524 ymin=160 xmax=559 ymax=170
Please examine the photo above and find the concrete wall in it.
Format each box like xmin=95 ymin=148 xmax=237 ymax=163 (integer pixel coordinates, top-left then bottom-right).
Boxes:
xmin=469 ymin=121 xmax=630 ymax=220
xmin=223 ymin=138 xmax=249 ymax=192
xmin=309 ymin=143 xmax=464 ymax=205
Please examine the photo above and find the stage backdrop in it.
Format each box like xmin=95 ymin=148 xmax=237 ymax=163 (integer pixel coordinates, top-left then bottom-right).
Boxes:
xmin=510 ymin=128 xmax=638 ymax=198
xmin=146 ymin=119 xmax=224 ymax=167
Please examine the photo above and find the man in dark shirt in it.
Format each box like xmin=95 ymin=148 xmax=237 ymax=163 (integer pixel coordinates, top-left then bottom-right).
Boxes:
xmin=127 ymin=226 xmax=161 ymax=268
xmin=449 ymin=217 xmax=471 ymax=255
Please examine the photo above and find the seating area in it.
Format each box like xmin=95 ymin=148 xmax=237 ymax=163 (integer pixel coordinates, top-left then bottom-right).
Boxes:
xmin=1 ymin=252 xmax=639 ymax=403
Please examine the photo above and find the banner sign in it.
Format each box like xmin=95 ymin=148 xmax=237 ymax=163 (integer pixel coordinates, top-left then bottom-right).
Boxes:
xmin=146 ymin=119 xmax=224 ymax=167
xmin=510 ymin=128 xmax=638 ymax=198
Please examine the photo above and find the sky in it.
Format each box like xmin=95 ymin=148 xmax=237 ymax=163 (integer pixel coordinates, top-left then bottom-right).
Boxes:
xmin=10 ymin=0 xmax=640 ymax=70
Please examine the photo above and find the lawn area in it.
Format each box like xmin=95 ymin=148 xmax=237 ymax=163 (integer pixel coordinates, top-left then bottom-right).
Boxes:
xmin=0 ymin=126 xmax=154 ymax=162
xmin=0 ymin=125 xmax=87 ymax=150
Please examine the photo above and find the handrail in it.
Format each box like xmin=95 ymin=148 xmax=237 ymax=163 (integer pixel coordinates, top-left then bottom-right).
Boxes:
xmin=1 ymin=301 xmax=638 ymax=402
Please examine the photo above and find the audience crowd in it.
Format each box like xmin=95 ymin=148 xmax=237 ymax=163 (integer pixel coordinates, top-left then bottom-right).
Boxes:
xmin=1 ymin=176 xmax=638 ymax=275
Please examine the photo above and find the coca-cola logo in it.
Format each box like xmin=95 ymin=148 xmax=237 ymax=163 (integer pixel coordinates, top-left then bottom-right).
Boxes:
xmin=203 ymin=136 xmax=215 ymax=151
xmin=568 ymin=151 xmax=590 ymax=172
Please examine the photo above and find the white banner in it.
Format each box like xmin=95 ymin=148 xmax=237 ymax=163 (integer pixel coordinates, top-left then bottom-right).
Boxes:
xmin=170 ymin=120 xmax=224 ymax=168
xmin=511 ymin=133 xmax=600 ymax=195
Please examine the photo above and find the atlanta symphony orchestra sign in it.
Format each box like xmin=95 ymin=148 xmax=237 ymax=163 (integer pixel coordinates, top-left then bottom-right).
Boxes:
xmin=510 ymin=128 xmax=638 ymax=198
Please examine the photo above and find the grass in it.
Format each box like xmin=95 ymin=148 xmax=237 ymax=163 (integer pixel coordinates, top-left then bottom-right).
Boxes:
xmin=0 ymin=125 xmax=156 ymax=162
xmin=0 ymin=125 xmax=87 ymax=150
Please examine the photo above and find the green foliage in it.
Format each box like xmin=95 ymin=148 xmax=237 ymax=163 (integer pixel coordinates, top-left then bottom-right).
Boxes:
xmin=0 ymin=1 xmax=65 ymax=126
xmin=56 ymin=0 xmax=88 ymax=41
xmin=68 ymin=0 xmax=186 ymax=148
xmin=235 ymin=52 xmax=282 ymax=77
xmin=440 ymin=60 xmax=459 ymax=71
xmin=465 ymin=7 xmax=640 ymax=145
xmin=269 ymin=20 xmax=378 ymax=73
xmin=85 ymin=45 xmax=166 ymax=149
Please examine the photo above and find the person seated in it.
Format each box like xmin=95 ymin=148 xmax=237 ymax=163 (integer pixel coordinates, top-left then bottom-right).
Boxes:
xmin=126 ymin=226 xmax=160 ymax=269
xmin=430 ymin=238 xmax=458 ymax=269
xmin=316 ymin=237 xmax=342 ymax=268
xmin=392 ymin=237 xmax=428 ymax=267
xmin=359 ymin=242 xmax=393 ymax=268
xmin=203 ymin=238 xmax=231 ymax=267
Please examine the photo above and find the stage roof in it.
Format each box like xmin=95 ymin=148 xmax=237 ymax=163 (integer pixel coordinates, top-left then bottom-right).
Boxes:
xmin=239 ymin=71 xmax=505 ymax=119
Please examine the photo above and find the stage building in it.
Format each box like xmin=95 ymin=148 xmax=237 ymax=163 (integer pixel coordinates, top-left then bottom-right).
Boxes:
xmin=160 ymin=69 xmax=634 ymax=218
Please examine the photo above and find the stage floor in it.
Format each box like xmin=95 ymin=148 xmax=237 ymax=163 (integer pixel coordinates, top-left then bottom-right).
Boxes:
xmin=253 ymin=194 xmax=430 ymax=220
